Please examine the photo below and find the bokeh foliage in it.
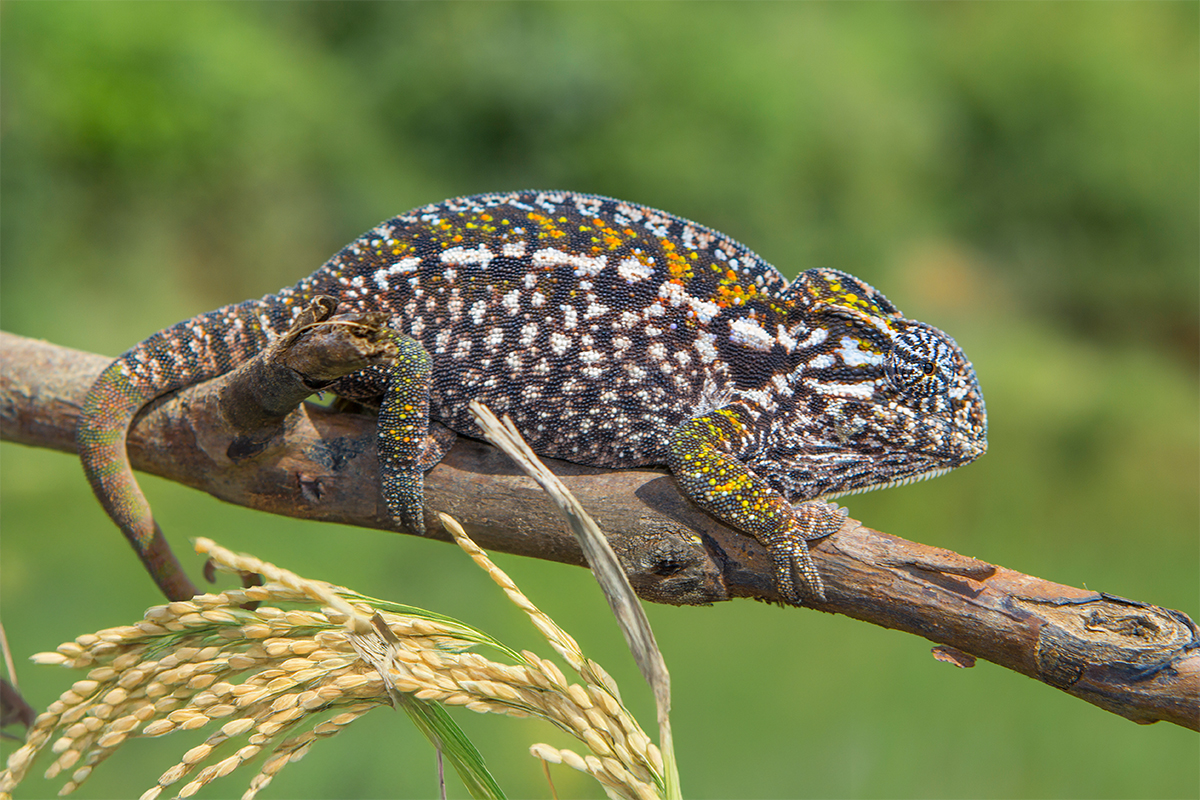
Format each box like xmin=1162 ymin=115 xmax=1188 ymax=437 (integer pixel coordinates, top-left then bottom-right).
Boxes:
xmin=1 ymin=2 xmax=1196 ymax=799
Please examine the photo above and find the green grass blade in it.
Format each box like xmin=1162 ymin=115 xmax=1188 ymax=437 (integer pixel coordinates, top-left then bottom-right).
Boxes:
xmin=394 ymin=693 xmax=507 ymax=800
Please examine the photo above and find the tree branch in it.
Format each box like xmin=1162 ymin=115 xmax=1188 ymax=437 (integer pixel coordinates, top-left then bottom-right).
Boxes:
xmin=1 ymin=329 xmax=1195 ymax=731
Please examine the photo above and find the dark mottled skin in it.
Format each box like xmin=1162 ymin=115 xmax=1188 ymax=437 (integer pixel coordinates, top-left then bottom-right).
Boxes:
xmin=77 ymin=191 xmax=987 ymax=602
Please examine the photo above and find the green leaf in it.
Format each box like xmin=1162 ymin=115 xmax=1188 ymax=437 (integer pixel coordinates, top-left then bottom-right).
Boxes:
xmin=394 ymin=693 xmax=507 ymax=800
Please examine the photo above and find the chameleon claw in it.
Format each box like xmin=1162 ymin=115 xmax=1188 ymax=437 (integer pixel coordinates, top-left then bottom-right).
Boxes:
xmin=402 ymin=510 xmax=426 ymax=537
xmin=767 ymin=533 xmax=825 ymax=604
xmin=768 ymin=501 xmax=848 ymax=604
xmin=792 ymin=536 xmax=826 ymax=602
xmin=381 ymin=469 xmax=426 ymax=536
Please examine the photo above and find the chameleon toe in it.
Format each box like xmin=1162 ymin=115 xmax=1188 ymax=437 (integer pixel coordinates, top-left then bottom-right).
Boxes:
xmin=765 ymin=532 xmax=825 ymax=604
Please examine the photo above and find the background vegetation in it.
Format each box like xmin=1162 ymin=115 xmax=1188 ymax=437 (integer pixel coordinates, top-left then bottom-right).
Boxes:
xmin=2 ymin=2 xmax=1196 ymax=798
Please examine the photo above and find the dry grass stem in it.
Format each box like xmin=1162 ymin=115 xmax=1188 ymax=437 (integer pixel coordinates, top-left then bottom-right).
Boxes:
xmin=465 ymin=402 xmax=678 ymax=799
xmin=0 ymin=529 xmax=665 ymax=800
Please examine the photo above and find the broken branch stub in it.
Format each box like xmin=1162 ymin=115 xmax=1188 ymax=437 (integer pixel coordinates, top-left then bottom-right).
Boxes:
xmin=218 ymin=297 xmax=396 ymax=440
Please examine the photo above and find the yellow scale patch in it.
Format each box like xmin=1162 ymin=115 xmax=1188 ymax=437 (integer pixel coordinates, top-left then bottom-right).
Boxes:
xmin=811 ymin=274 xmax=891 ymax=319
xmin=408 ymin=211 xmax=504 ymax=252
xmin=714 ymin=267 xmax=762 ymax=309
xmin=581 ymin=216 xmax=638 ymax=254
xmin=659 ymin=240 xmax=693 ymax=282
xmin=527 ymin=212 xmax=568 ymax=240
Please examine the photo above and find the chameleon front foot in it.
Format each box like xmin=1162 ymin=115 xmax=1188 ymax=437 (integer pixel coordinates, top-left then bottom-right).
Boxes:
xmin=764 ymin=501 xmax=847 ymax=604
xmin=667 ymin=404 xmax=850 ymax=606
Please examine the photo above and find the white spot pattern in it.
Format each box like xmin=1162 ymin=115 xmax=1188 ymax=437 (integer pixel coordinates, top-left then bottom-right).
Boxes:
xmin=729 ymin=318 xmax=775 ymax=352
xmin=532 ymin=247 xmax=607 ymax=276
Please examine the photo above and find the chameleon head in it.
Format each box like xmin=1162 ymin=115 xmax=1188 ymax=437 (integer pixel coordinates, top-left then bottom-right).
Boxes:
xmin=879 ymin=318 xmax=988 ymax=468
xmin=778 ymin=269 xmax=988 ymax=499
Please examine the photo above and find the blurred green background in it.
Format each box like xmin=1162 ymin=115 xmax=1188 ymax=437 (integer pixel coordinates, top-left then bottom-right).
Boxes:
xmin=1 ymin=2 xmax=1196 ymax=798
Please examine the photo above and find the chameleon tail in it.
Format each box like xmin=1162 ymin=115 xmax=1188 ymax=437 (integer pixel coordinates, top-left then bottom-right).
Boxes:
xmin=76 ymin=300 xmax=273 ymax=600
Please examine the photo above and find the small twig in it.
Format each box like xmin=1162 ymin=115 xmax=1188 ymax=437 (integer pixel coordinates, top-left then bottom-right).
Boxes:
xmin=0 ymin=619 xmax=36 ymax=736
xmin=437 ymin=746 xmax=446 ymax=800
xmin=0 ymin=620 xmax=17 ymax=690
xmin=542 ymin=759 xmax=558 ymax=800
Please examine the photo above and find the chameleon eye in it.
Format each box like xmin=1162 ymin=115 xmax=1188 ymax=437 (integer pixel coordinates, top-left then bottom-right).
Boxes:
xmin=886 ymin=325 xmax=953 ymax=398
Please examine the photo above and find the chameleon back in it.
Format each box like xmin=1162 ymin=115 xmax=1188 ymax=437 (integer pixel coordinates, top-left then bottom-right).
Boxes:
xmin=293 ymin=191 xmax=808 ymax=465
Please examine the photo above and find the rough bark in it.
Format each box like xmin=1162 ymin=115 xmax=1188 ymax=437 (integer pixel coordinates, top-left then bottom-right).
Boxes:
xmin=0 ymin=328 xmax=1195 ymax=731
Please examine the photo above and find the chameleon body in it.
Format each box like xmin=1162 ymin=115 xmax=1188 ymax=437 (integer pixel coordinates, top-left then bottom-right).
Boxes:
xmin=77 ymin=191 xmax=987 ymax=602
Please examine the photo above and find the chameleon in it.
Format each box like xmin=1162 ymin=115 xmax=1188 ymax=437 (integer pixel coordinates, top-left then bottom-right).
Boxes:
xmin=76 ymin=190 xmax=987 ymax=603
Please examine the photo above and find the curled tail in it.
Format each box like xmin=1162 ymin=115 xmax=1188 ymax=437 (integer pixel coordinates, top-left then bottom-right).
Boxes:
xmin=76 ymin=300 xmax=274 ymax=600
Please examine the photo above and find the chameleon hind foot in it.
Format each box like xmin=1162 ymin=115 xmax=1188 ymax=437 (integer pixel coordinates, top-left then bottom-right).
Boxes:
xmin=377 ymin=332 xmax=433 ymax=536
xmin=765 ymin=501 xmax=848 ymax=604
xmin=382 ymin=424 xmax=457 ymax=535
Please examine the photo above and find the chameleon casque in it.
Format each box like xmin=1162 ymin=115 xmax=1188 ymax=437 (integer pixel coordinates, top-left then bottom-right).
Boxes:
xmin=77 ymin=190 xmax=987 ymax=604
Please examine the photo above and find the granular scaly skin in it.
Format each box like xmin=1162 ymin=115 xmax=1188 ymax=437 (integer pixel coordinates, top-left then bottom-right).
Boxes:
xmin=77 ymin=190 xmax=988 ymax=602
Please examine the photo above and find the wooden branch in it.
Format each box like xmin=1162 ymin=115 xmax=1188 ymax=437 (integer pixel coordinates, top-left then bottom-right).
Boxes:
xmin=1 ymin=329 xmax=1196 ymax=731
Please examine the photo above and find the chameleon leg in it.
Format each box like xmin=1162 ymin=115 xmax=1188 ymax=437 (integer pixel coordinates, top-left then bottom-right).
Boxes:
xmin=667 ymin=405 xmax=841 ymax=603
xmin=377 ymin=332 xmax=433 ymax=536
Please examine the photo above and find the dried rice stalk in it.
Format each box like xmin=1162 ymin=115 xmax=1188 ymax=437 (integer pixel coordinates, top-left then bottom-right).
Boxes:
xmin=0 ymin=529 xmax=664 ymax=800
xmin=466 ymin=401 xmax=679 ymax=800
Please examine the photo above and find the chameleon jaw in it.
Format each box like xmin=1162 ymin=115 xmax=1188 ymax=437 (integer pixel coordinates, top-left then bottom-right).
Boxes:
xmin=816 ymin=464 xmax=958 ymax=501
